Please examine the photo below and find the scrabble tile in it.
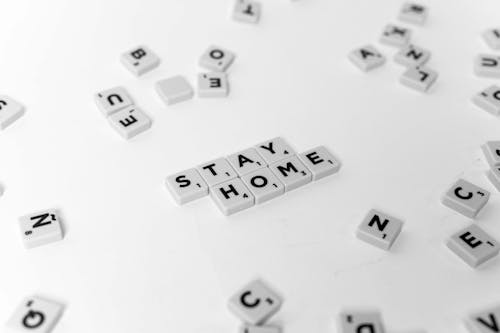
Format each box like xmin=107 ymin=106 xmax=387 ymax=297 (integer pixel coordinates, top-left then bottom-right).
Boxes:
xmin=379 ymin=24 xmax=411 ymax=47
xmin=197 ymin=158 xmax=238 ymax=187
xmin=269 ymin=156 xmax=312 ymax=192
xmin=473 ymin=85 xmax=500 ymax=116
xmin=465 ymin=305 xmax=500 ymax=333
xmin=483 ymin=28 xmax=500 ymax=50
xmin=228 ymin=279 xmax=282 ymax=325
xmin=240 ymin=325 xmax=281 ymax=333
xmin=400 ymin=66 xmax=438 ymax=92
xmin=156 ymin=76 xmax=194 ymax=106
xmin=356 ymin=209 xmax=403 ymax=251
xmin=165 ymin=168 xmax=209 ymax=205
xmin=94 ymin=87 xmax=133 ymax=116
xmin=348 ymin=45 xmax=386 ymax=72
xmin=198 ymin=72 xmax=229 ymax=98
xmin=394 ymin=44 xmax=431 ymax=67
xmin=233 ymin=0 xmax=261 ymax=24
xmin=482 ymin=141 xmax=500 ymax=167
xmin=299 ymin=146 xmax=341 ymax=181
xmin=107 ymin=105 xmax=152 ymax=140
xmin=241 ymin=167 xmax=285 ymax=204
xmin=398 ymin=2 xmax=428 ymax=25
xmin=475 ymin=55 xmax=500 ymax=78
xmin=19 ymin=209 xmax=63 ymax=249
xmin=210 ymin=178 xmax=254 ymax=215
xmin=199 ymin=45 xmax=236 ymax=72
xmin=447 ymin=224 xmax=499 ymax=268
xmin=227 ymin=148 xmax=267 ymax=176
xmin=0 ymin=95 xmax=25 ymax=130
xmin=441 ymin=179 xmax=490 ymax=218
xmin=121 ymin=45 xmax=160 ymax=76
xmin=486 ymin=166 xmax=500 ymax=192
xmin=6 ymin=296 xmax=63 ymax=332
xmin=255 ymin=137 xmax=296 ymax=164
xmin=338 ymin=311 xmax=385 ymax=333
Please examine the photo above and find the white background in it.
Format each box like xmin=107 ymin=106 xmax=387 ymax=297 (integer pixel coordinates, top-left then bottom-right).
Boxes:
xmin=0 ymin=0 xmax=499 ymax=332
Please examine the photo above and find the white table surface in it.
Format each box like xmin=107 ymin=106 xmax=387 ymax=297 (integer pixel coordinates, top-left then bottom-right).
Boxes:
xmin=0 ymin=0 xmax=499 ymax=332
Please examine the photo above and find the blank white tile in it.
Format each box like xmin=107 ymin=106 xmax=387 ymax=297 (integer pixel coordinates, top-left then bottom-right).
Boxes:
xmin=198 ymin=72 xmax=229 ymax=98
xmin=165 ymin=168 xmax=209 ymax=205
xmin=473 ymin=85 xmax=500 ymax=116
xmin=199 ymin=45 xmax=236 ymax=72
xmin=210 ymin=178 xmax=254 ymax=215
xmin=465 ymin=305 xmax=500 ymax=333
xmin=380 ymin=24 xmax=411 ymax=47
xmin=255 ymin=137 xmax=296 ymax=164
xmin=233 ymin=0 xmax=261 ymax=24
xmin=447 ymin=224 xmax=499 ymax=268
xmin=240 ymin=325 xmax=281 ymax=333
xmin=394 ymin=44 xmax=430 ymax=67
xmin=242 ymin=167 xmax=285 ymax=204
xmin=0 ymin=95 xmax=25 ymax=130
xmin=299 ymin=146 xmax=341 ymax=181
xmin=227 ymin=148 xmax=267 ymax=176
xmin=400 ymin=66 xmax=438 ymax=92
xmin=156 ymin=76 xmax=194 ymax=106
xmin=483 ymin=141 xmax=500 ymax=168
xmin=94 ymin=87 xmax=133 ymax=116
xmin=475 ymin=54 xmax=500 ymax=78
xmin=121 ymin=45 xmax=160 ymax=76
xmin=269 ymin=156 xmax=312 ymax=192
xmin=348 ymin=45 xmax=386 ymax=72
xmin=442 ymin=179 xmax=490 ymax=219
xmin=398 ymin=2 xmax=428 ymax=25
xmin=6 ymin=296 xmax=63 ymax=332
xmin=19 ymin=209 xmax=63 ymax=249
xmin=338 ymin=311 xmax=385 ymax=333
xmin=107 ymin=105 xmax=152 ymax=140
xmin=356 ymin=209 xmax=404 ymax=251
xmin=483 ymin=28 xmax=500 ymax=50
xmin=197 ymin=157 xmax=238 ymax=187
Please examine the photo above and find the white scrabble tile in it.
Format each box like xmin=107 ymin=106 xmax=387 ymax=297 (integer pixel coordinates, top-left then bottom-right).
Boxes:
xmin=198 ymin=72 xmax=229 ymax=98
xmin=19 ymin=209 xmax=63 ymax=249
xmin=0 ymin=95 xmax=25 ymax=130
xmin=94 ymin=87 xmax=133 ymax=116
xmin=121 ymin=45 xmax=160 ymax=76
xmin=483 ymin=28 xmax=500 ymax=50
xmin=210 ymin=178 xmax=254 ymax=215
xmin=227 ymin=148 xmax=267 ymax=176
xmin=165 ymin=168 xmax=209 ymax=205
xmin=6 ymin=296 xmax=63 ymax=333
xmin=197 ymin=157 xmax=238 ymax=187
xmin=486 ymin=166 xmax=500 ymax=192
xmin=447 ymin=224 xmax=499 ymax=268
xmin=465 ymin=304 xmax=500 ymax=333
xmin=379 ymin=24 xmax=411 ymax=47
xmin=475 ymin=55 xmax=500 ymax=78
xmin=199 ymin=45 xmax=236 ymax=72
xmin=482 ymin=141 xmax=500 ymax=167
xmin=228 ymin=279 xmax=282 ymax=325
xmin=356 ymin=209 xmax=403 ymax=251
xmin=348 ymin=45 xmax=386 ymax=72
xmin=242 ymin=167 xmax=285 ymax=204
xmin=473 ymin=85 xmax=500 ymax=116
xmin=299 ymin=146 xmax=341 ymax=181
xmin=254 ymin=137 xmax=296 ymax=164
xmin=338 ymin=311 xmax=385 ymax=333
xmin=107 ymin=105 xmax=152 ymax=140
xmin=156 ymin=76 xmax=194 ymax=106
xmin=394 ymin=44 xmax=430 ymax=67
xmin=400 ymin=66 xmax=438 ymax=92
xmin=233 ymin=0 xmax=261 ymax=24
xmin=398 ymin=2 xmax=428 ymax=25
xmin=240 ymin=325 xmax=281 ymax=333
xmin=269 ymin=156 xmax=312 ymax=192
xmin=442 ymin=179 xmax=490 ymax=219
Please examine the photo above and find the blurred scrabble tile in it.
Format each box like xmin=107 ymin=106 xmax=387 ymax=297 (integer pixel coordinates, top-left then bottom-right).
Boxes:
xmin=242 ymin=167 xmax=285 ymax=204
xmin=94 ymin=87 xmax=133 ymax=116
xmin=400 ymin=66 xmax=438 ymax=92
xmin=19 ymin=209 xmax=63 ymax=249
xmin=165 ymin=168 xmax=209 ymax=205
xmin=107 ymin=105 xmax=152 ymax=140
xmin=121 ymin=45 xmax=160 ymax=76
xmin=465 ymin=304 xmax=500 ymax=333
xmin=233 ymin=0 xmax=261 ymax=24
xmin=270 ymin=156 xmax=312 ymax=192
xmin=227 ymin=148 xmax=267 ymax=176
xmin=482 ymin=141 xmax=500 ymax=167
xmin=473 ymin=85 xmax=500 ymax=116
xmin=348 ymin=45 xmax=386 ymax=72
xmin=299 ymin=146 xmax=341 ymax=181
xmin=380 ymin=24 xmax=411 ymax=47
xmin=228 ymin=279 xmax=282 ymax=325
xmin=447 ymin=224 xmax=499 ymax=268
xmin=442 ymin=179 xmax=490 ymax=218
xmin=356 ymin=209 xmax=403 ymax=251
xmin=0 ymin=95 xmax=25 ymax=130
xmin=338 ymin=311 xmax=385 ymax=333
xmin=398 ymin=2 xmax=428 ymax=25
xmin=486 ymin=166 xmax=500 ymax=192
xmin=199 ymin=45 xmax=236 ymax=72
xmin=197 ymin=158 xmax=238 ymax=187
xmin=483 ymin=28 xmax=500 ymax=50
xmin=156 ymin=76 xmax=194 ymax=105
xmin=240 ymin=325 xmax=281 ymax=333
xmin=475 ymin=55 xmax=500 ymax=78
xmin=210 ymin=178 xmax=254 ymax=215
xmin=255 ymin=137 xmax=296 ymax=164
xmin=394 ymin=44 xmax=430 ymax=67
xmin=6 ymin=296 xmax=63 ymax=332
xmin=198 ymin=72 xmax=229 ymax=98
